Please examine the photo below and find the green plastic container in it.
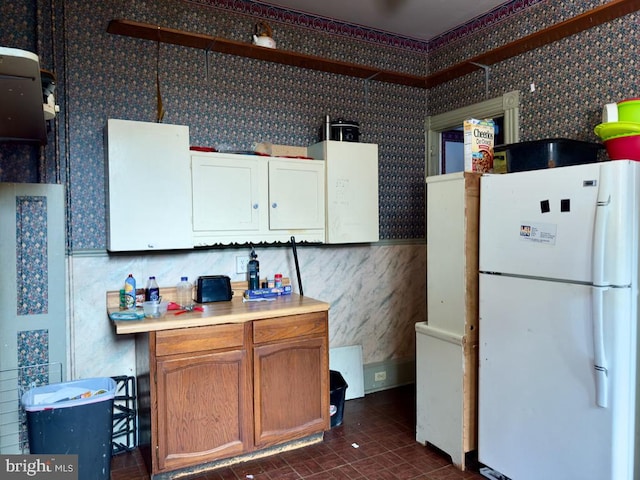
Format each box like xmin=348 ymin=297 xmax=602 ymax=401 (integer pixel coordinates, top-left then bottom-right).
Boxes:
xmin=618 ymin=98 xmax=640 ymax=123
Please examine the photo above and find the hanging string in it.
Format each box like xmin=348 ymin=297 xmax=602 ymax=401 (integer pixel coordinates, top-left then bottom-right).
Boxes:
xmin=156 ymin=39 xmax=165 ymax=123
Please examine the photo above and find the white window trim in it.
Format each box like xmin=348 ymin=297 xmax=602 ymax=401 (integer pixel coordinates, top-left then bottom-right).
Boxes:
xmin=425 ymin=90 xmax=520 ymax=177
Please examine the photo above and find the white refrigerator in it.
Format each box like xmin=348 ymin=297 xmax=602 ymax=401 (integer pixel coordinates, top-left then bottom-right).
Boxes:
xmin=478 ymin=160 xmax=639 ymax=480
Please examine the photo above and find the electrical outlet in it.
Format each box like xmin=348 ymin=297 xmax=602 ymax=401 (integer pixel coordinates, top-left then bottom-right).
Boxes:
xmin=236 ymin=256 xmax=249 ymax=274
xmin=374 ymin=371 xmax=386 ymax=382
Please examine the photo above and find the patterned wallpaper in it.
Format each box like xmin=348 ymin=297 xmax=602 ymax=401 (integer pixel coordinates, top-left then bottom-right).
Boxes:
xmin=16 ymin=196 xmax=49 ymax=315
xmin=62 ymin=0 xmax=432 ymax=248
xmin=1 ymin=0 xmax=638 ymax=249
xmin=192 ymin=0 xmax=430 ymax=55
xmin=428 ymin=1 xmax=639 ymax=142
xmin=0 ymin=0 xmax=63 ymax=185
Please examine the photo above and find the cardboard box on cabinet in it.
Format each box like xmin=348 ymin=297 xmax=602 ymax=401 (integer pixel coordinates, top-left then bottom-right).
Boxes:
xmin=253 ymin=142 xmax=308 ymax=157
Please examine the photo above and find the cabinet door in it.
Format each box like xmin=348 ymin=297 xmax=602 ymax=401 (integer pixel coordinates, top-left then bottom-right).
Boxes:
xmin=105 ymin=119 xmax=192 ymax=251
xmin=308 ymin=141 xmax=379 ymax=243
xmin=155 ymin=348 xmax=252 ymax=472
xmin=191 ymin=153 xmax=268 ymax=238
xmin=268 ymin=158 xmax=325 ymax=231
xmin=426 ymin=172 xmax=479 ymax=337
xmin=253 ymin=313 xmax=329 ymax=448
xmin=0 ymin=184 xmax=66 ymax=453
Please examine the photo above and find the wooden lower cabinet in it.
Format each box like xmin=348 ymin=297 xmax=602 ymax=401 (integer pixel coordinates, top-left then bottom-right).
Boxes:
xmin=139 ymin=311 xmax=329 ymax=477
xmin=253 ymin=313 xmax=330 ymax=448
xmin=155 ymin=347 xmax=252 ymax=471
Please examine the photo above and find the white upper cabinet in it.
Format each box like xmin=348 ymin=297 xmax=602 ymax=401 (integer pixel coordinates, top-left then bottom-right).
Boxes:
xmin=191 ymin=152 xmax=325 ymax=246
xmin=308 ymin=141 xmax=379 ymax=243
xmin=268 ymin=158 xmax=325 ymax=231
xmin=191 ymin=154 xmax=267 ymax=235
xmin=105 ymin=119 xmax=193 ymax=251
xmin=105 ymin=128 xmax=384 ymax=249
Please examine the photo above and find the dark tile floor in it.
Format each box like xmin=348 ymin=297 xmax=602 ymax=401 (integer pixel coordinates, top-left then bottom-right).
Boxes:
xmin=111 ymin=385 xmax=487 ymax=480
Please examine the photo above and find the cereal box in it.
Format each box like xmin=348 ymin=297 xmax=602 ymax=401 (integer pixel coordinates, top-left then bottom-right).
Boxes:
xmin=463 ymin=119 xmax=495 ymax=173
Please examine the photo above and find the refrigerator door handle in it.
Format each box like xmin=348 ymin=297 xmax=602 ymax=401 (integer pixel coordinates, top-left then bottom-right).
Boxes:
xmin=592 ymin=286 xmax=608 ymax=408
xmin=593 ymin=165 xmax=612 ymax=286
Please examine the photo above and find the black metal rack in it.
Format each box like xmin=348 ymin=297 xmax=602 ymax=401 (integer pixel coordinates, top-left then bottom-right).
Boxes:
xmin=111 ymin=375 xmax=137 ymax=455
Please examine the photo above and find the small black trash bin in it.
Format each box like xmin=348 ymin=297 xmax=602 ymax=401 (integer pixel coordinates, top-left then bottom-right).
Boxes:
xmin=329 ymin=370 xmax=348 ymax=428
xmin=22 ymin=377 xmax=117 ymax=480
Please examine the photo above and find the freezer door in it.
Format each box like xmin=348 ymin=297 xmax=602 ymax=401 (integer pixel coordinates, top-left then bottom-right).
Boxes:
xmin=478 ymin=274 xmax=634 ymax=480
xmin=479 ymin=162 xmax=636 ymax=284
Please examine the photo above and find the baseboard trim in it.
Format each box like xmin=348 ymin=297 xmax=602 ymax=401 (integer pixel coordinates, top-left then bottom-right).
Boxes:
xmin=363 ymin=357 xmax=415 ymax=394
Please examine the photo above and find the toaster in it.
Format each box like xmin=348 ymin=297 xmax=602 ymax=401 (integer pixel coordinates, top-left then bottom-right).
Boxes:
xmin=196 ymin=275 xmax=233 ymax=303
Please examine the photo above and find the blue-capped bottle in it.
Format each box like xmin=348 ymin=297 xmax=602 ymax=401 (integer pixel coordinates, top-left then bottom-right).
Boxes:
xmin=124 ymin=274 xmax=136 ymax=310
xmin=145 ymin=276 xmax=160 ymax=302
xmin=176 ymin=276 xmax=192 ymax=309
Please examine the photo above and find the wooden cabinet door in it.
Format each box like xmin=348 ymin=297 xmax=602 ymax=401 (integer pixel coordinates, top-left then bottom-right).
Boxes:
xmin=267 ymin=158 xmax=325 ymax=231
xmin=253 ymin=313 xmax=329 ymax=448
xmin=155 ymin=348 xmax=252 ymax=472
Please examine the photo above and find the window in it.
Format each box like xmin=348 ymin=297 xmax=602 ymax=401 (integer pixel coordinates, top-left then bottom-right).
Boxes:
xmin=425 ymin=90 xmax=520 ymax=177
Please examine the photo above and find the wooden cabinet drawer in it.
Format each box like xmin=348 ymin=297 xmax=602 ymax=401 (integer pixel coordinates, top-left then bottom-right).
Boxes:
xmin=155 ymin=323 xmax=245 ymax=356
xmin=253 ymin=312 xmax=327 ymax=345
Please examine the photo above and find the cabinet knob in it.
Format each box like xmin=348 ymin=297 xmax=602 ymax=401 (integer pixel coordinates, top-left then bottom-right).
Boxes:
xmin=253 ymin=204 xmax=259 ymax=209
xmin=272 ymin=202 xmax=278 ymax=209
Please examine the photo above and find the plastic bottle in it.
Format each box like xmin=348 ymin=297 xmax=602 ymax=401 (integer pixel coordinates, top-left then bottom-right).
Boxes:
xmin=248 ymin=248 xmax=260 ymax=291
xmin=124 ymin=274 xmax=136 ymax=310
xmin=145 ymin=276 xmax=160 ymax=302
xmin=176 ymin=277 xmax=193 ymax=309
